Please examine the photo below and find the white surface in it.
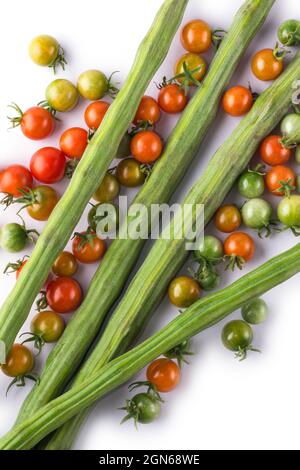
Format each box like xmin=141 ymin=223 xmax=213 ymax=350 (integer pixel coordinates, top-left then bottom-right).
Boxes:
xmin=0 ymin=0 xmax=300 ymax=451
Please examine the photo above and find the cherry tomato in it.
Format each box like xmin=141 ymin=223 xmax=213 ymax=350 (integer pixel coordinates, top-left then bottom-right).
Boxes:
xmin=46 ymin=79 xmax=78 ymax=112
xmin=29 ymin=35 xmax=63 ymax=69
xmin=131 ymin=130 xmax=163 ymax=164
xmin=214 ymin=204 xmax=241 ymax=233
xmin=116 ymin=158 xmax=145 ymax=187
xmin=24 ymin=186 xmax=59 ymax=221
xmin=133 ymin=96 xmax=160 ymax=125
xmin=93 ymin=172 xmax=120 ymax=203
xmin=222 ymin=86 xmax=253 ymax=117
xmin=0 ymin=165 xmax=33 ymax=197
xmin=158 ymin=84 xmax=188 ymax=114
xmin=168 ymin=276 xmax=201 ymax=308
xmin=147 ymin=358 xmax=181 ymax=393
xmin=16 ymin=259 xmax=28 ymax=279
xmin=9 ymin=104 xmax=55 ymax=140
xmin=72 ymin=231 xmax=107 ymax=264
xmin=265 ymin=165 xmax=296 ymax=196
xmin=224 ymin=232 xmax=255 ymax=262
xmin=31 ymin=311 xmax=65 ymax=343
xmin=59 ymin=127 xmax=88 ymax=160
xmin=52 ymin=251 xmax=78 ymax=277
xmin=46 ymin=277 xmax=82 ymax=314
xmin=260 ymin=135 xmax=291 ymax=166
xmin=251 ymin=49 xmax=283 ymax=81
xmin=30 ymin=147 xmax=66 ymax=183
xmin=181 ymin=19 xmax=212 ymax=53
xmin=175 ymin=53 xmax=207 ymax=85
xmin=84 ymin=101 xmax=110 ymax=129
xmin=1 ymin=344 xmax=34 ymax=378
xmin=77 ymin=70 xmax=109 ymax=101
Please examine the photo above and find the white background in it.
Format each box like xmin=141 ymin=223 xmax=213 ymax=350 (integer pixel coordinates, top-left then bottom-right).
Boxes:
xmin=0 ymin=0 xmax=300 ymax=451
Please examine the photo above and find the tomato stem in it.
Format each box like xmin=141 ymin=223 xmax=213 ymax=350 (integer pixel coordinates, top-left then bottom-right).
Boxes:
xmin=212 ymin=29 xmax=227 ymax=49
xmin=50 ymin=45 xmax=67 ymax=74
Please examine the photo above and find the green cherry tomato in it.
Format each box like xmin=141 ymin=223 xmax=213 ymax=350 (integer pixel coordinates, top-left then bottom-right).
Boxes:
xmin=77 ymin=70 xmax=108 ymax=101
xmin=278 ymin=20 xmax=300 ymax=46
xmin=277 ymin=195 xmax=300 ymax=227
xmin=31 ymin=311 xmax=65 ymax=343
xmin=222 ymin=320 xmax=254 ymax=360
xmin=198 ymin=267 xmax=220 ymax=291
xmin=296 ymin=146 xmax=300 ymax=165
xmin=281 ymin=114 xmax=300 ymax=146
xmin=46 ymin=79 xmax=78 ymax=112
xmin=128 ymin=393 xmax=161 ymax=424
xmin=238 ymin=169 xmax=265 ymax=199
xmin=241 ymin=198 xmax=273 ymax=230
xmin=241 ymin=298 xmax=268 ymax=325
xmin=88 ymin=203 xmax=119 ymax=234
xmin=0 ymin=223 xmax=31 ymax=253
xmin=29 ymin=35 xmax=59 ymax=67
xmin=93 ymin=173 xmax=120 ymax=203
xmin=195 ymin=235 xmax=224 ymax=263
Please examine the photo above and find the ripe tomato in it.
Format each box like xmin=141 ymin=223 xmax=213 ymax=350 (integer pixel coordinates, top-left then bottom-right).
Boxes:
xmin=72 ymin=231 xmax=107 ymax=264
xmin=52 ymin=251 xmax=78 ymax=277
xmin=9 ymin=104 xmax=55 ymax=140
xmin=133 ymin=96 xmax=161 ymax=125
xmin=214 ymin=204 xmax=241 ymax=233
xmin=46 ymin=277 xmax=82 ymax=313
xmin=265 ymin=165 xmax=296 ymax=196
xmin=260 ymin=135 xmax=292 ymax=166
xmin=222 ymin=86 xmax=253 ymax=117
xmin=251 ymin=49 xmax=283 ymax=81
xmin=175 ymin=53 xmax=207 ymax=85
xmin=59 ymin=127 xmax=88 ymax=160
xmin=147 ymin=358 xmax=181 ymax=393
xmin=224 ymin=232 xmax=255 ymax=262
xmin=84 ymin=101 xmax=110 ymax=129
xmin=168 ymin=276 xmax=201 ymax=308
xmin=131 ymin=131 xmax=163 ymax=164
xmin=158 ymin=84 xmax=188 ymax=114
xmin=0 ymin=165 xmax=33 ymax=197
xmin=30 ymin=147 xmax=66 ymax=183
xmin=181 ymin=19 xmax=212 ymax=53
xmin=1 ymin=344 xmax=34 ymax=378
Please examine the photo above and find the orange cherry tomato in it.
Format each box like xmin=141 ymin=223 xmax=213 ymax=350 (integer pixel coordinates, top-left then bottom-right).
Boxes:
xmin=181 ymin=19 xmax=212 ymax=53
xmin=224 ymin=232 xmax=255 ymax=262
xmin=84 ymin=101 xmax=110 ymax=130
xmin=260 ymin=135 xmax=292 ymax=166
xmin=175 ymin=53 xmax=207 ymax=85
xmin=52 ymin=251 xmax=78 ymax=277
xmin=158 ymin=84 xmax=188 ymax=114
xmin=214 ymin=205 xmax=242 ymax=233
xmin=131 ymin=130 xmax=163 ymax=163
xmin=222 ymin=86 xmax=253 ymax=117
xmin=72 ymin=231 xmax=107 ymax=264
xmin=251 ymin=49 xmax=284 ymax=81
xmin=265 ymin=165 xmax=296 ymax=196
xmin=0 ymin=165 xmax=33 ymax=197
xmin=168 ymin=276 xmax=201 ymax=308
xmin=59 ymin=127 xmax=88 ymax=160
xmin=46 ymin=277 xmax=82 ymax=314
xmin=26 ymin=185 xmax=59 ymax=221
xmin=1 ymin=344 xmax=34 ymax=378
xmin=147 ymin=358 xmax=181 ymax=393
xmin=133 ymin=96 xmax=161 ymax=125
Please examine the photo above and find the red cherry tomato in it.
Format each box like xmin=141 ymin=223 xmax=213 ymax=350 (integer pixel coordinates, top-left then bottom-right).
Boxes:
xmin=20 ymin=106 xmax=55 ymax=140
xmin=0 ymin=165 xmax=33 ymax=197
xmin=72 ymin=231 xmax=107 ymax=264
xmin=59 ymin=127 xmax=88 ymax=160
xmin=158 ymin=84 xmax=188 ymax=114
xmin=46 ymin=277 xmax=82 ymax=313
xmin=84 ymin=101 xmax=110 ymax=130
xmin=265 ymin=165 xmax=296 ymax=196
xmin=147 ymin=358 xmax=181 ymax=393
xmin=260 ymin=135 xmax=292 ymax=166
xmin=30 ymin=147 xmax=66 ymax=183
xmin=133 ymin=96 xmax=161 ymax=125
xmin=222 ymin=86 xmax=253 ymax=117
xmin=131 ymin=131 xmax=163 ymax=163
xmin=224 ymin=232 xmax=255 ymax=262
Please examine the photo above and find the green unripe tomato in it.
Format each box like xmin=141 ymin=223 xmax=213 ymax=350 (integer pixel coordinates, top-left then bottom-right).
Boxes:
xmin=281 ymin=114 xmax=300 ymax=146
xmin=277 ymin=195 xmax=300 ymax=227
xmin=29 ymin=35 xmax=59 ymax=66
xmin=278 ymin=20 xmax=300 ymax=46
xmin=241 ymin=198 xmax=273 ymax=229
xmin=130 ymin=393 xmax=161 ymax=424
xmin=77 ymin=70 xmax=108 ymax=101
xmin=238 ymin=170 xmax=265 ymax=199
xmin=241 ymin=298 xmax=268 ymax=325
xmin=222 ymin=320 xmax=253 ymax=353
xmin=93 ymin=173 xmax=120 ymax=203
xmin=31 ymin=311 xmax=65 ymax=343
xmin=195 ymin=235 xmax=224 ymax=262
xmin=46 ymin=79 xmax=78 ymax=112
xmin=198 ymin=268 xmax=220 ymax=291
xmin=0 ymin=223 xmax=29 ymax=253
xmin=296 ymin=146 xmax=300 ymax=165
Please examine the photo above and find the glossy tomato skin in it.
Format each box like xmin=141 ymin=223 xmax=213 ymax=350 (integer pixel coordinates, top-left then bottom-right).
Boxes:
xmin=77 ymin=70 xmax=108 ymax=101
xmin=260 ymin=135 xmax=291 ymax=166
xmin=59 ymin=127 xmax=88 ymax=159
xmin=131 ymin=131 xmax=163 ymax=164
xmin=46 ymin=79 xmax=78 ymax=112
xmin=116 ymin=158 xmax=145 ymax=187
xmin=29 ymin=35 xmax=59 ymax=66
xmin=130 ymin=393 xmax=161 ymax=423
xmin=52 ymin=251 xmax=78 ymax=277
xmin=181 ymin=19 xmax=212 ymax=53
xmin=133 ymin=96 xmax=160 ymax=125
xmin=1 ymin=344 xmax=34 ymax=378
xmin=27 ymin=186 xmax=59 ymax=221
xmin=277 ymin=195 xmax=300 ymax=227
xmin=84 ymin=101 xmax=110 ymax=129
xmin=30 ymin=147 xmax=66 ymax=183
xmin=93 ymin=173 xmax=120 ymax=203
xmin=265 ymin=165 xmax=296 ymax=196
xmin=222 ymin=320 xmax=253 ymax=352
xmin=158 ymin=84 xmax=188 ymax=114
xmin=46 ymin=277 xmax=82 ymax=314
xmin=214 ymin=205 xmax=241 ymax=233
xmin=222 ymin=86 xmax=253 ymax=117
xmin=31 ymin=311 xmax=65 ymax=343
xmin=251 ymin=49 xmax=283 ymax=81
xmin=0 ymin=165 xmax=33 ymax=197
xmin=72 ymin=232 xmax=107 ymax=264
xmin=224 ymin=232 xmax=255 ymax=262
xmin=175 ymin=53 xmax=207 ymax=85
xmin=147 ymin=358 xmax=181 ymax=393
xmin=21 ymin=107 xmax=54 ymax=140
xmin=168 ymin=276 xmax=201 ymax=308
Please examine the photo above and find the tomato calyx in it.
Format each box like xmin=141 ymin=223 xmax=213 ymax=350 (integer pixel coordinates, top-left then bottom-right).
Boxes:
xmin=257 ymin=220 xmax=280 ymax=239
xmin=164 ymin=340 xmax=193 ymax=368
xmin=189 ymin=256 xmax=221 ymax=291
xmin=248 ymin=164 xmax=266 ymax=177
xmin=120 ymin=381 xmax=163 ymax=427
xmin=212 ymin=29 xmax=227 ymax=49
xmin=36 ymin=290 xmax=48 ymax=312
xmin=19 ymin=332 xmax=45 ymax=355
xmin=7 ymin=103 xmax=24 ymax=128
xmin=72 ymin=227 xmax=97 ymax=250
xmin=65 ymin=159 xmax=79 ymax=179
xmin=273 ymin=42 xmax=290 ymax=61
xmin=129 ymin=120 xmax=153 ymax=137
xmin=158 ymin=62 xmax=203 ymax=95
xmin=235 ymin=344 xmax=261 ymax=362
xmin=37 ymin=100 xmax=58 ymax=118
xmin=225 ymin=254 xmax=245 ymax=272
xmin=4 ymin=187 xmax=38 ymax=214
xmin=106 ymin=71 xmax=120 ymax=99
xmin=273 ymin=178 xmax=296 ymax=198
xmin=3 ymin=255 xmax=29 ymax=276
xmin=6 ymin=373 xmax=40 ymax=397
xmin=49 ymin=44 xmax=67 ymax=74
xmin=140 ymin=163 xmax=153 ymax=182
